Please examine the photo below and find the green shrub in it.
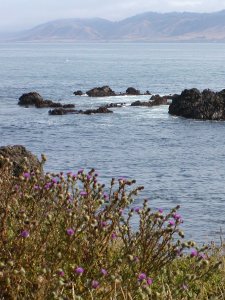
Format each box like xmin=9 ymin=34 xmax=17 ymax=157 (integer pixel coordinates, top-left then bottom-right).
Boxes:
xmin=0 ymin=155 xmax=224 ymax=299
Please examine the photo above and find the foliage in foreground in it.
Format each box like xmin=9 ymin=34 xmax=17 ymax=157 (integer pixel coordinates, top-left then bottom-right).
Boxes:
xmin=0 ymin=155 xmax=224 ymax=300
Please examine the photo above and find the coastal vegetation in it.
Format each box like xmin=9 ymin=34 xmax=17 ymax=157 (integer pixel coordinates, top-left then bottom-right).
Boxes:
xmin=0 ymin=154 xmax=224 ymax=299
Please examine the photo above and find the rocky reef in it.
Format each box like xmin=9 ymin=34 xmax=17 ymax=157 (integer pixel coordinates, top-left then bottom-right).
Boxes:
xmin=49 ymin=106 xmax=113 ymax=115
xmin=18 ymin=92 xmax=75 ymax=108
xmin=169 ymin=88 xmax=225 ymax=120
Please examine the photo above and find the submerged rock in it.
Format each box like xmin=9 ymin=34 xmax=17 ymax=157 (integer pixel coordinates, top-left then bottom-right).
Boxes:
xmin=49 ymin=107 xmax=113 ymax=115
xmin=86 ymin=86 xmax=116 ymax=97
xmin=18 ymin=92 xmax=75 ymax=109
xmin=0 ymin=145 xmax=42 ymax=176
xmin=102 ymin=102 xmax=126 ymax=108
xmin=169 ymin=88 xmax=225 ymax=120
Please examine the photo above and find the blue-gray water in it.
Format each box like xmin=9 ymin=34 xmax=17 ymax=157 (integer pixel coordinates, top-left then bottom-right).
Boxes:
xmin=1 ymin=43 xmax=225 ymax=244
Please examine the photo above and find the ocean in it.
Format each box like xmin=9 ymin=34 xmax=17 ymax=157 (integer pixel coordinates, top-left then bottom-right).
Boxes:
xmin=1 ymin=42 xmax=225 ymax=243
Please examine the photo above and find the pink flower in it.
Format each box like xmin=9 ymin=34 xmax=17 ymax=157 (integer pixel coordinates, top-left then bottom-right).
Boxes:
xmin=23 ymin=172 xmax=30 ymax=179
xmin=169 ymin=220 xmax=175 ymax=226
xmin=138 ymin=273 xmax=147 ymax=281
xmin=20 ymin=230 xmax=30 ymax=238
xmin=66 ymin=228 xmax=75 ymax=236
xmin=101 ymin=268 xmax=108 ymax=276
xmin=91 ymin=280 xmax=99 ymax=289
xmin=190 ymin=249 xmax=198 ymax=257
xmin=75 ymin=267 xmax=84 ymax=275
xmin=146 ymin=277 xmax=153 ymax=285
xmin=158 ymin=208 xmax=163 ymax=213
xmin=111 ymin=232 xmax=117 ymax=240
xmin=80 ymin=191 xmax=87 ymax=197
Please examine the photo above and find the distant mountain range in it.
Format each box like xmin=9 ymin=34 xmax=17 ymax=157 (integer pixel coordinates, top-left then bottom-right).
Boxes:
xmin=4 ymin=10 xmax=225 ymax=42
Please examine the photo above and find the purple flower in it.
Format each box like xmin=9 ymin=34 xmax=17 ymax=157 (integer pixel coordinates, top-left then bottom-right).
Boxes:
xmin=199 ymin=253 xmax=207 ymax=259
xmin=182 ymin=284 xmax=188 ymax=290
xmin=146 ymin=277 xmax=153 ymax=285
xmin=20 ymin=230 xmax=30 ymax=238
xmin=87 ymin=175 xmax=92 ymax=181
xmin=101 ymin=221 xmax=107 ymax=227
xmin=80 ymin=191 xmax=87 ymax=197
xmin=103 ymin=193 xmax=109 ymax=200
xmin=58 ymin=270 xmax=65 ymax=277
xmin=78 ymin=169 xmax=83 ymax=174
xmin=101 ymin=268 xmax=108 ymax=276
xmin=169 ymin=220 xmax=175 ymax=226
xmin=52 ymin=178 xmax=58 ymax=184
xmin=138 ymin=273 xmax=147 ymax=281
xmin=158 ymin=208 xmax=163 ymax=213
xmin=44 ymin=182 xmax=52 ymax=190
xmin=23 ymin=172 xmax=30 ymax=179
xmin=173 ymin=213 xmax=182 ymax=221
xmin=134 ymin=256 xmax=139 ymax=262
xmin=75 ymin=267 xmax=84 ymax=275
xmin=66 ymin=228 xmax=75 ymax=236
xmin=91 ymin=280 xmax=99 ymax=289
xmin=134 ymin=207 xmax=140 ymax=213
xmin=34 ymin=185 xmax=40 ymax=190
xmin=111 ymin=232 xmax=117 ymax=240
xmin=190 ymin=249 xmax=198 ymax=257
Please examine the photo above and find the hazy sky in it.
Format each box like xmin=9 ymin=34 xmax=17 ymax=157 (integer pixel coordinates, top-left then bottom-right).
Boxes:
xmin=1 ymin=0 xmax=225 ymax=31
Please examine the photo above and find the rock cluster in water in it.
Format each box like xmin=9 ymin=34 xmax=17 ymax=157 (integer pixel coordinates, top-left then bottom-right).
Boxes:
xmin=169 ymin=88 xmax=225 ymax=120
xmin=0 ymin=145 xmax=42 ymax=176
xmin=18 ymin=92 xmax=75 ymax=108
xmin=131 ymin=95 xmax=170 ymax=107
xmin=74 ymin=86 xmax=151 ymax=97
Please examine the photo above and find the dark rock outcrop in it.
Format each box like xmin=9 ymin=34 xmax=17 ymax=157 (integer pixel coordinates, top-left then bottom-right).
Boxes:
xmin=0 ymin=145 xmax=42 ymax=176
xmin=18 ymin=92 xmax=75 ymax=109
xmin=49 ymin=107 xmax=113 ymax=115
xmin=86 ymin=86 xmax=116 ymax=97
xmin=169 ymin=88 xmax=225 ymax=120
xmin=131 ymin=95 xmax=169 ymax=107
xmin=83 ymin=107 xmax=113 ymax=114
xmin=150 ymin=95 xmax=168 ymax=105
xmin=73 ymin=90 xmax=83 ymax=96
xmin=126 ymin=87 xmax=140 ymax=95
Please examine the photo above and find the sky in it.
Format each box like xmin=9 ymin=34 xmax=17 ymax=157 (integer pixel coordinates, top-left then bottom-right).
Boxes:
xmin=1 ymin=0 xmax=225 ymax=31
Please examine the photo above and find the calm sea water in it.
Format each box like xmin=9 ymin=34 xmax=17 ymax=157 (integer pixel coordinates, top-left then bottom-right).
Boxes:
xmin=1 ymin=42 xmax=225 ymax=244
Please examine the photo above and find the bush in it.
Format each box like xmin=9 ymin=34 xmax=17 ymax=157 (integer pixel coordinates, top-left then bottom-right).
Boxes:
xmin=0 ymin=155 xmax=224 ymax=299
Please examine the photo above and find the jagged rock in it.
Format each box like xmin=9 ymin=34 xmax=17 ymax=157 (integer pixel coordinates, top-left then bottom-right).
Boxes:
xmin=18 ymin=92 xmax=75 ymax=109
xmin=18 ymin=92 xmax=44 ymax=106
xmin=0 ymin=145 xmax=42 ymax=176
xmin=126 ymin=87 xmax=140 ymax=95
xmin=169 ymin=88 xmax=225 ymax=120
xmin=73 ymin=90 xmax=83 ymax=96
xmin=131 ymin=95 xmax=169 ymax=107
xmin=86 ymin=86 xmax=116 ymax=97
xmin=145 ymin=90 xmax=151 ymax=95
xmin=150 ymin=95 xmax=168 ymax=105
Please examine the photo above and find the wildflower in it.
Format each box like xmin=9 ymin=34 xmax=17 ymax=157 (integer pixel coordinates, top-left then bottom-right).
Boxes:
xmin=20 ymin=230 xmax=30 ymax=238
xmin=173 ymin=213 xmax=182 ymax=221
xmin=101 ymin=221 xmax=107 ymax=227
xmin=169 ymin=220 xmax=175 ymax=226
xmin=80 ymin=191 xmax=87 ymax=197
xmin=182 ymin=284 xmax=188 ymax=290
xmin=101 ymin=268 xmax=108 ymax=276
xmin=52 ymin=178 xmax=58 ymax=184
xmin=199 ymin=253 xmax=207 ymax=259
xmin=158 ymin=208 xmax=163 ymax=213
xmin=87 ymin=175 xmax=92 ymax=181
xmin=91 ymin=280 xmax=100 ymax=289
xmin=134 ymin=207 xmax=140 ymax=213
xmin=111 ymin=232 xmax=117 ymax=240
xmin=75 ymin=267 xmax=84 ymax=275
xmin=57 ymin=270 xmax=65 ymax=277
xmin=103 ymin=192 xmax=109 ymax=200
xmin=34 ymin=185 xmax=40 ymax=190
xmin=23 ymin=172 xmax=30 ymax=179
xmin=138 ymin=273 xmax=147 ymax=281
xmin=78 ymin=169 xmax=83 ymax=174
xmin=66 ymin=228 xmax=75 ymax=236
xmin=190 ymin=249 xmax=198 ymax=257
xmin=146 ymin=277 xmax=153 ymax=285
